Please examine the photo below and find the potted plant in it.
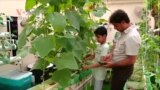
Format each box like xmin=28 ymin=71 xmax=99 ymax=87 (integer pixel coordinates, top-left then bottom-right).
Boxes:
xmin=18 ymin=0 xmax=108 ymax=89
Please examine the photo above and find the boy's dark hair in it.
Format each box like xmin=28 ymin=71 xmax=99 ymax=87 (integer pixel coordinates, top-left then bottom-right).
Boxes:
xmin=109 ymin=9 xmax=130 ymax=23
xmin=94 ymin=26 xmax=107 ymax=36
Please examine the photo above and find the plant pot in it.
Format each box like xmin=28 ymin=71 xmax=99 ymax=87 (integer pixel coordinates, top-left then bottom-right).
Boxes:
xmin=27 ymin=63 xmax=57 ymax=84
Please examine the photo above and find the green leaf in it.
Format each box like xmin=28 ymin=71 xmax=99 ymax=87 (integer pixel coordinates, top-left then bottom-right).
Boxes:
xmin=25 ymin=0 xmax=37 ymax=11
xmin=17 ymin=47 xmax=29 ymax=58
xmin=33 ymin=28 xmax=49 ymax=36
xmin=56 ymin=37 xmax=69 ymax=50
xmin=65 ymin=11 xmax=80 ymax=30
xmin=32 ymin=35 xmax=55 ymax=58
xmin=78 ymin=40 xmax=87 ymax=51
xmin=72 ymin=0 xmax=86 ymax=8
xmin=33 ymin=58 xmax=49 ymax=70
xmin=47 ymin=6 xmax=54 ymax=13
xmin=52 ymin=68 xmax=71 ymax=87
xmin=17 ymin=29 xmax=27 ymax=49
xmin=54 ymin=52 xmax=79 ymax=70
xmin=64 ymin=0 xmax=73 ymax=9
xmin=46 ymin=12 xmax=66 ymax=32
xmin=67 ymin=38 xmax=78 ymax=50
xmin=66 ymin=26 xmax=77 ymax=32
xmin=32 ymin=5 xmax=44 ymax=15
xmin=0 ymin=17 xmax=3 ymax=25
xmin=64 ymin=39 xmax=84 ymax=61
xmin=92 ymin=7 xmax=106 ymax=17
xmin=0 ymin=17 xmax=2 ymax=21
xmin=56 ymin=36 xmax=85 ymax=52
xmin=30 ymin=47 xmax=37 ymax=54
xmin=56 ymin=37 xmax=73 ymax=51
xmin=88 ymin=0 xmax=102 ymax=3
xmin=49 ymin=0 xmax=60 ymax=6
xmin=25 ymin=25 xmax=34 ymax=36
xmin=38 ymin=0 xmax=50 ymax=5
xmin=72 ymin=49 xmax=83 ymax=62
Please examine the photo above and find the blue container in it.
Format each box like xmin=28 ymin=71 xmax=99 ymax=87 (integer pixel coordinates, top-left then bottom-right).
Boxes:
xmin=0 ymin=69 xmax=32 ymax=90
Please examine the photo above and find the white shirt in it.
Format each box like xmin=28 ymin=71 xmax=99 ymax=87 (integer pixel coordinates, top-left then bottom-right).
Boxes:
xmin=93 ymin=43 xmax=109 ymax=80
xmin=112 ymin=25 xmax=141 ymax=62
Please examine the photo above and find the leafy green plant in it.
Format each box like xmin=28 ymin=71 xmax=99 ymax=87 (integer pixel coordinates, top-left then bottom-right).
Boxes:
xmin=138 ymin=7 xmax=160 ymax=89
xmin=18 ymin=0 xmax=108 ymax=87
xmin=145 ymin=0 xmax=160 ymax=28
xmin=0 ymin=13 xmax=4 ymax=25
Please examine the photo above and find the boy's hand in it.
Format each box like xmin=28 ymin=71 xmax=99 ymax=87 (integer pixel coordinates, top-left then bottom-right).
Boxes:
xmin=103 ymin=61 xmax=113 ymax=68
xmin=82 ymin=66 xmax=89 ymax=70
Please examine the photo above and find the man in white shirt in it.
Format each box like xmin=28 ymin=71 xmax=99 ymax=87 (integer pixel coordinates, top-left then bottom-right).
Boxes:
xmin=103 ymin=9 xmax=141 ymax=90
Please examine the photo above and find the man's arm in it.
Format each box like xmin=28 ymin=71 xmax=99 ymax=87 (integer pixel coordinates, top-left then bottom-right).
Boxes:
xmin=104 ymin=55 xmax=137 ymax=68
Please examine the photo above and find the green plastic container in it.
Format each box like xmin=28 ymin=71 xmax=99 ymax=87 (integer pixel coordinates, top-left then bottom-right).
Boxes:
xmin=70 ymin=74 xmax=80 ymax=84
xmin=0 ymin=69 xmax=32 ymax=90
xmin=79 ymin=69 xmax=92 ymax=80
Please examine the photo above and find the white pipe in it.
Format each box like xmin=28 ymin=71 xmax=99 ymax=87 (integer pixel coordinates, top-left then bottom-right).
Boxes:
xmin=0 ymin=32 xmax=10 ymax=38
xmin=10 ymin=56 xmax=21 ymax=63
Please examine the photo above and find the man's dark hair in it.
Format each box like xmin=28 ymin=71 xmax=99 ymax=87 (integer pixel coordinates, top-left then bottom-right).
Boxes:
xmin=94 ymin=26 xmax=107 ymax=36
xmin=109 ymin=9 xmax=130 ymax=23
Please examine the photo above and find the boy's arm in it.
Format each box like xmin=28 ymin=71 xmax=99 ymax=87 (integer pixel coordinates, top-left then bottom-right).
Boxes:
xmin=82 ymin=63 xmax=101 ymax=70
xmin=84 ymin=53 xmax=95 ymax=61
xmin=82 ymin=56 xmax=107 ymax=70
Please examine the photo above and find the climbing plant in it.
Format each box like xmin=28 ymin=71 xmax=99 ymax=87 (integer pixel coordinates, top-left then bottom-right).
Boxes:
xmin=146 ymin=0 xmax=160 ymax=28
xmin=138 ymin=2 xmax=160 ymax=89
xmin=18 ymin=0 xmax=108 ymax=87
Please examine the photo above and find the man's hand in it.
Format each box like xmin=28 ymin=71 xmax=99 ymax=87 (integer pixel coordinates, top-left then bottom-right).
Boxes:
xmin=103 ymin=53 xmax=112 ymax=63
xmin=103 ymin=55 xmax=137 ymax=68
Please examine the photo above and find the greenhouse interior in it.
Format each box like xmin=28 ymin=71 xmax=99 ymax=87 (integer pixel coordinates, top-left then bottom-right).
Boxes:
xmin=0 ymin=0 xmax=159 ymax=90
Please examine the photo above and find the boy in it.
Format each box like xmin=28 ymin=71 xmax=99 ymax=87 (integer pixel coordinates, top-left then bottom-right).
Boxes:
xmin=82 ymin=26 xmax=109 ymax=90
